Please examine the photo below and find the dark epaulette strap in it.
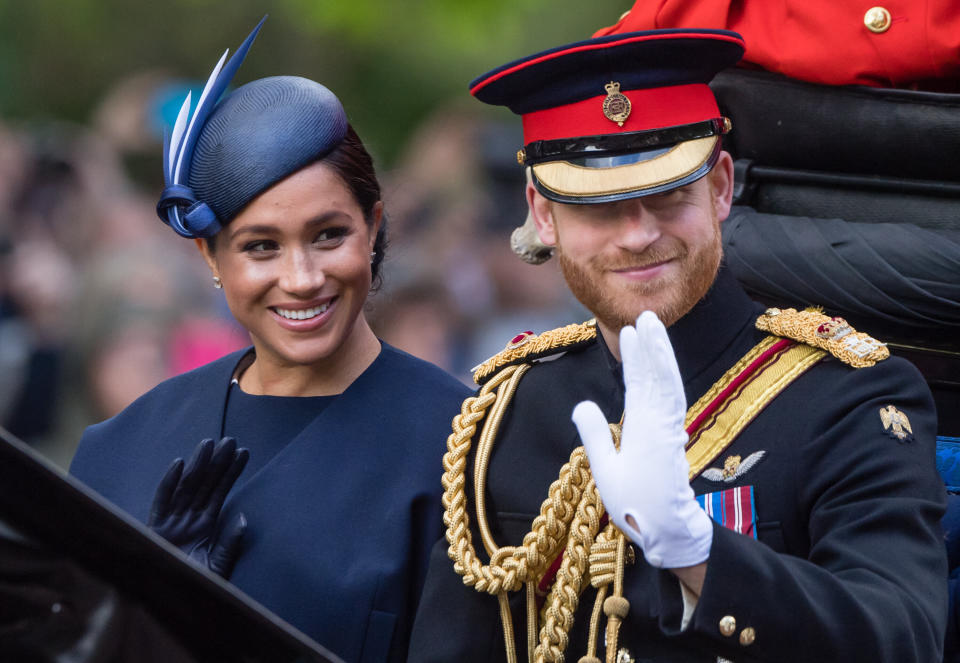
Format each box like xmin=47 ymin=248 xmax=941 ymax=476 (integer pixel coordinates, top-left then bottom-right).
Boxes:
xmin=755 ymin=307 xmax=889 ymax=368
xmin=472 ymin=320 xmax=598 ymax=385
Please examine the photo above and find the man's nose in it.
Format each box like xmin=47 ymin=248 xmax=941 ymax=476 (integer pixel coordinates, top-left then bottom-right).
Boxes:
xmin=615 ymin=200 xmax=661 ymax=252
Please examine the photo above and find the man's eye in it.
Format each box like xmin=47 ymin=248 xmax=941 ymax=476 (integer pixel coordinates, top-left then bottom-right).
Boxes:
xmin=649 ymin=189 xmax=680 ymax=200
xmin=641 ymin=189 xmax=686 ymax=209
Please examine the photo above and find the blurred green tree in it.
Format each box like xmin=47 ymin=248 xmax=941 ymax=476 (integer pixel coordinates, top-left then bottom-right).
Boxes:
xmin=0 ymin=0 xmax=628 ymax=173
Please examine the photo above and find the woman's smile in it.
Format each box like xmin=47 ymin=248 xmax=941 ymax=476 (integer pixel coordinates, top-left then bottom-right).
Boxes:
xmin=269 ymin=297 xmax=337 ymax=331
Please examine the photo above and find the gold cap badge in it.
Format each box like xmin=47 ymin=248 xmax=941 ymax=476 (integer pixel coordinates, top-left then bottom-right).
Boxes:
xmin=602 ymin=81 xmax=631 ymax=127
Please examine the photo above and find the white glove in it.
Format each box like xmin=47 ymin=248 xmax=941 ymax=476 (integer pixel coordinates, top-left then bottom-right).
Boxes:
xmin=572 ymin=311 xmax=712 ymax=569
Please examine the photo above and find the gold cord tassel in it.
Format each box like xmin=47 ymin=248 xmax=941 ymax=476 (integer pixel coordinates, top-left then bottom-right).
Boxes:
xmin=580 ymin=583 xmax=608 ymax=663
xmin=602 ymin=534 xmax=630 ymax=663
xmin=527 ymin=582 xmax=538 ymax=663
xmin=499 ymin=592 xmax=518 ymax=663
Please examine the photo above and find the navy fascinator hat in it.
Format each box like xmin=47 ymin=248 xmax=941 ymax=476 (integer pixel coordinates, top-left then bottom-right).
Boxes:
xmin=157 ymin=18 xmax=349 ymax=238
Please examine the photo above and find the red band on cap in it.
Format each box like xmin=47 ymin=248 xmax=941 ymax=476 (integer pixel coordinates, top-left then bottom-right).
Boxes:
xmin=521 ymin=83 xmax=719 ymax=144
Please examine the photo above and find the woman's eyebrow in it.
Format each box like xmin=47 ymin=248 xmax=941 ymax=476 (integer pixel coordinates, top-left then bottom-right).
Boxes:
xmin=228 ymin=211 xmax=350 ymax=241
xmin=303 ymin=210 xmax=351 ymax=227
xmin=228 ymin=224 xmax=277 ymax=241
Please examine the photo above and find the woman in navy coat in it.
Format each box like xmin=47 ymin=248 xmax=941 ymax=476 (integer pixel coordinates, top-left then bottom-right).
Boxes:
xmin=69 ymin=20 xmax=469 ymax=662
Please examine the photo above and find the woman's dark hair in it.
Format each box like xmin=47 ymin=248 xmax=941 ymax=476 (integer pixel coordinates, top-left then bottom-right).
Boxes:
xmin=206 ymin=124 xmax=388 ymax=289
xmin=322 ymin=124 xmax=388 ymax=290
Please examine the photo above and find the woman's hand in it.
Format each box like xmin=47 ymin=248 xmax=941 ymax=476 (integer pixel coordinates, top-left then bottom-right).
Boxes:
xmin=148 ymin=437 xmax=249 ymax=578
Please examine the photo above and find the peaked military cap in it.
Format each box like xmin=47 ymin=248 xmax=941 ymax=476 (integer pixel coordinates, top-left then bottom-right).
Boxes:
xmin=470 ymin=29 xmax=745 ymax=204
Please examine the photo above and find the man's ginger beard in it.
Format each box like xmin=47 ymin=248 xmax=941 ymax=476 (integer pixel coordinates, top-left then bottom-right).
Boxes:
xmin=556 ymin=210 xmax=723 ymax=329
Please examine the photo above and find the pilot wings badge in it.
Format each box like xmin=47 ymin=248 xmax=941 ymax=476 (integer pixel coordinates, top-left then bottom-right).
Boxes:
xmin=880 ymin=405 xmax=913 ymax=442
xmin=701 ymin=451 xmax=766 ymax=483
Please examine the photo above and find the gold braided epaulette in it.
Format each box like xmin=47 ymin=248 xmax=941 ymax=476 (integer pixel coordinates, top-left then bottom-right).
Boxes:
xmin=755 ymin=307 xmax=889 ymax=368
xmin=471 ymin=319 xmax=598 ymax=384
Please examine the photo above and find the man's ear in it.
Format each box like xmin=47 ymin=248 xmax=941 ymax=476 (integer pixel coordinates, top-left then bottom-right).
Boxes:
xmin=525 ymin=176 xmax=557 ymax=246
xmin=708 ymin=150 xmax=735 ymax=223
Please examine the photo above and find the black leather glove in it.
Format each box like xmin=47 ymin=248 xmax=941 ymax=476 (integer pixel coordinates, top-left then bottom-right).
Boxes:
xmin=148 ymin=437 xmax=249 ymax=578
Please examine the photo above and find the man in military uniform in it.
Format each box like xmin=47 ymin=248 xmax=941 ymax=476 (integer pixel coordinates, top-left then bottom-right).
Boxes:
xmin=408 ymin=28 xmax=947 ymax=663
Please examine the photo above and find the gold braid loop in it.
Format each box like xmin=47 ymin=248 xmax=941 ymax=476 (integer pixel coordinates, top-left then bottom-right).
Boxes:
xmin=588 ymin=524 xmax=621 ymax=589
xmin=521 ymin=447 xmax=593 ymax=571
xmin=442 ymin=354 xmax=630 ymax=663
xmin=443 ymin=365 xmax=597 ymax=596
xmin=536 ymin=477 xmax=605 ymax=663
xmin=442 ymin=369 xmax=518 ymax=591
xmin=441 ymin=330 xmax=635 ymax=663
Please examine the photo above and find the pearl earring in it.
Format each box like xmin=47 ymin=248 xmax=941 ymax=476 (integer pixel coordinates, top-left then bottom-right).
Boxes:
xmin=370 ymin=251 xmax=376 ymax=264
xmin=212 ymin=276 xmax=223 ymax=289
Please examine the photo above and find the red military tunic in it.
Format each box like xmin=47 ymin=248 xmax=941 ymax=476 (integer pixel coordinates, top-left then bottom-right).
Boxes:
xmin=594 ymin=1 xmax=960 ymax=89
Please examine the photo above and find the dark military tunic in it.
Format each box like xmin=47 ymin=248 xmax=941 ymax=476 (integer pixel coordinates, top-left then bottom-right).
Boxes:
xmin=409 ymin=268 xmax=947 ymax=662
xmin=71 ymin=344 xmax=470 ymax=663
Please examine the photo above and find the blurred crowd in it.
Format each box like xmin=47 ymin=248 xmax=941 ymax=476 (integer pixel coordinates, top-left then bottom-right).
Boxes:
xmin=370 ymin=101 xmax=587 ymax=373
xmin=0 ymin=74 xmax=586 ymax=468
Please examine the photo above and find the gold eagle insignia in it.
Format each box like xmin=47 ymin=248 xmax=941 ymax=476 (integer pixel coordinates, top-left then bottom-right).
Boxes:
xmin=470 ymin=319 xmax=597 ymax=384
xmin=880 ymin=405 xmax=913 ymax=441
xmin=701 ymin=451 xmax=766 ymax=483
xmin=755 ymin=307 xmax=889 ymax=368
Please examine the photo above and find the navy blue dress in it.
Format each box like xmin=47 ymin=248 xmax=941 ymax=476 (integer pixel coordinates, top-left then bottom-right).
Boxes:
xmin=71 ymin=344 xmax=471 ymax=663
